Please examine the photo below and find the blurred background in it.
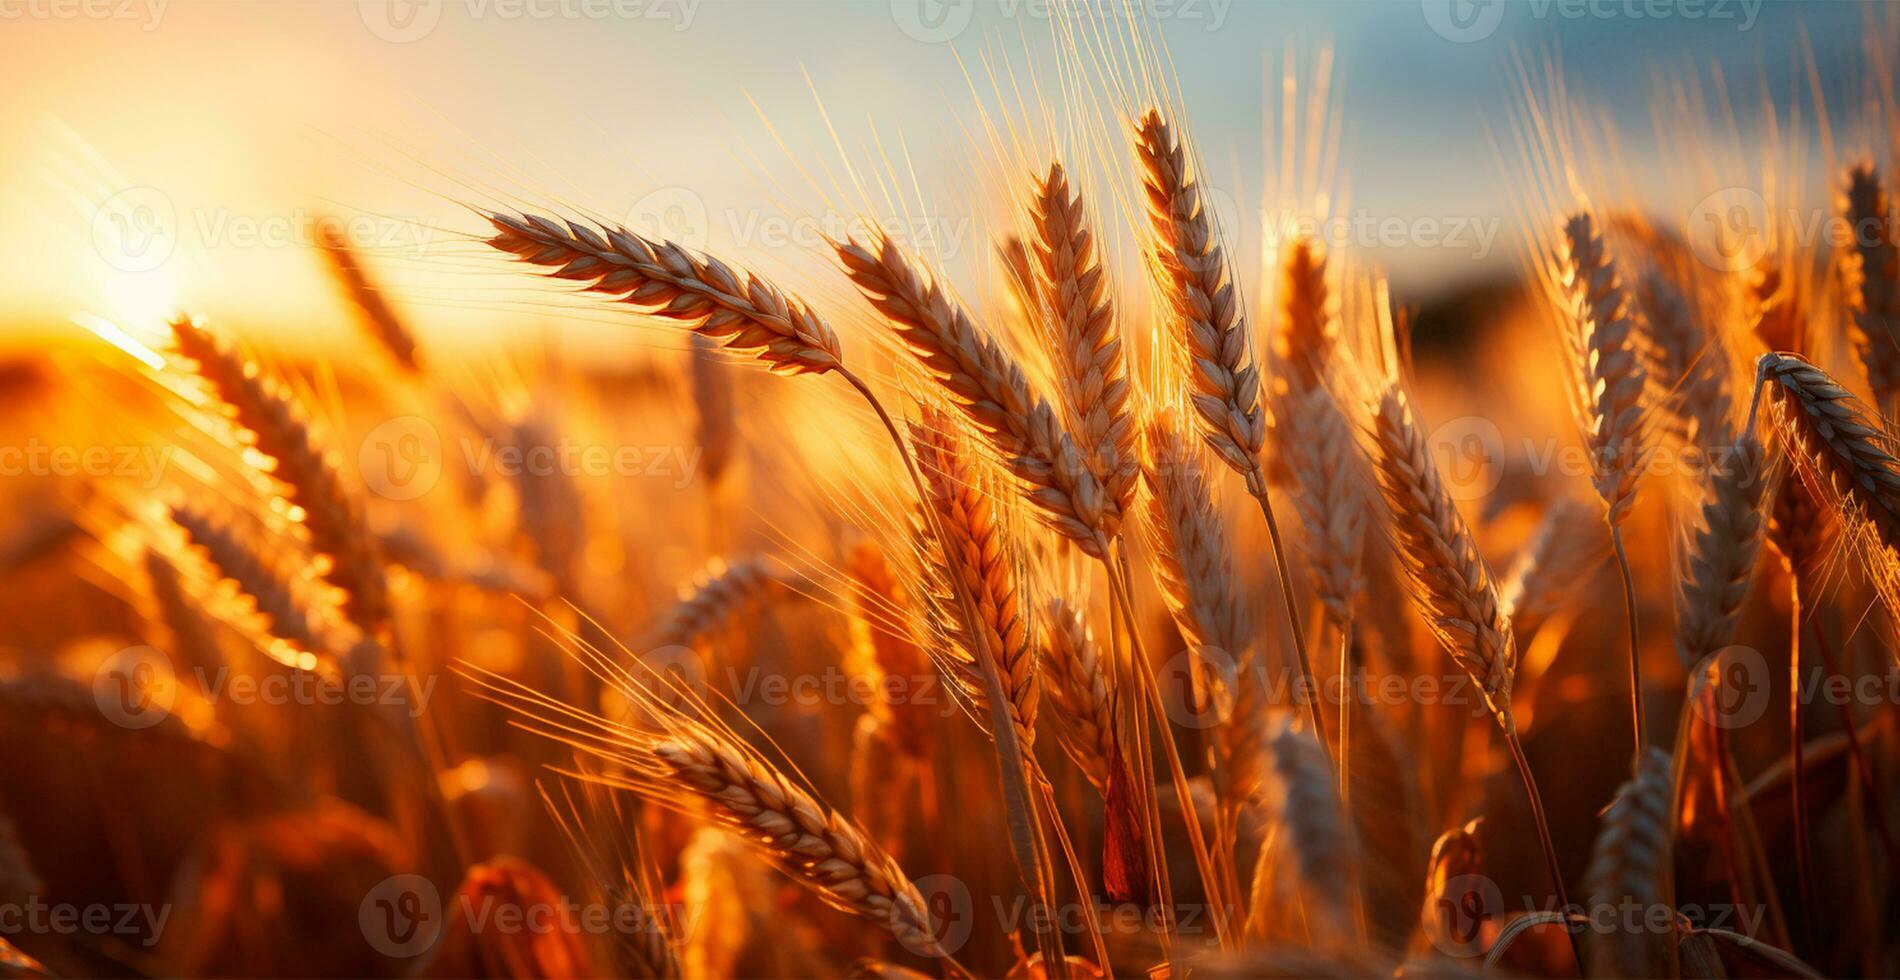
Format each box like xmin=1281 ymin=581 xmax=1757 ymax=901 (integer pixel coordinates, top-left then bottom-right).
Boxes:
xmin=0 ymin=0 xmax=1873 ymax=357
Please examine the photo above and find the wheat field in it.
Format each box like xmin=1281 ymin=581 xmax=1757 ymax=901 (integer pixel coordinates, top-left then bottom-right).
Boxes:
xmin=7 ymin=4 xmax=1900 ymax=979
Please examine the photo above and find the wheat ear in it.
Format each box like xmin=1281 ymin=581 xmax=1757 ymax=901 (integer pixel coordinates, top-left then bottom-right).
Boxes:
xmin=1282 ymin=385 xmax=1367 ymax=631
xmin=1756 ymin=352 xmax=1900 ymax=597
xmin=837 ymin=232 xmax=1117 ymax=557
xmin=1498 ymin=496 xmax=1612 ymax=645
xmin=846 ymin=541 xmax=934 ymax=760
xmin=1562 ymin=211 xmax=1651 ymax=754
xmin=487 ymin=210 xmax=843 ymax=375
xmin=909 ymin=410 xmax=1039 ymax=746
xmin=317 ymin=221 xmax=421 ymax=373
xmin=169 ymin=501 xmax=338 ymax=667
xmin=1631 ymin=266 xmax=1730 ymax=444
xmin=1135 ymin=108 xmax=1325 ymax=756
xmin=1581 ymin=747 xmax=1676 ymax=979
xmin=1844 ymin=165 xmax=1900 ymax=413
xmin=646 ymin=556 xmax=808 ymax=653
xmin=1262 ymin=720 xmax=1352 ymax=936
xmin=1039 ymin=596 xmax=1118 ymax=790
xmin=1363 ymin=383 xmax=1581 ymax=968
xmin=1032 ymin=161 xmax=1139 ymax=517
xmin=169 ymin=316 xmax=391 ymax=644
xmin=1273 ymin=236 xmax=1335 ymax=394
xmin=1673 ymin=432 xmax=1769 ymax=672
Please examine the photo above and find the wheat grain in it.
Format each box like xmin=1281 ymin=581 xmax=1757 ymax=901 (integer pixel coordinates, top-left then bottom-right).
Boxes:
xmin=1038 ymin=596 xmax=1117 ymax=790
xmin=487 ymin=210 xmax=843 ymax=376
xmin=1282 ymin=385 xmax=1367 ymax=629
xmin=647 ymin=556 xmax=808 ymax=652
xmin=1273 ymin=237 xmax=1334 ymax=395
xmin=1756 ymin=352 xmax=1900 ymax=555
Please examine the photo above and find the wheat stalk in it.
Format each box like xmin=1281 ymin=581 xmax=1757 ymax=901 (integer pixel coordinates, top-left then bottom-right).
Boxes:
xmin=169 ymin=316 xmax=391 ymax=645
xmin=837 ymin=232 xmax=1117 ymax=557
xmin=1561 ymin=212 xmax=1651 ymax=525
xmin=487 ymin=210 xmax=843 ymax=376
xmin=1844 ymin=165 xmax=1900 ymax=413
xmin=1031 ymin=161 xmax=1139 ymax=517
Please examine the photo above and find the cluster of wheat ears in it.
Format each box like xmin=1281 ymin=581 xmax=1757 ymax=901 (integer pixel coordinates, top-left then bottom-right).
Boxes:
xmin=13 ymin=30 xmax=1900 ymax=980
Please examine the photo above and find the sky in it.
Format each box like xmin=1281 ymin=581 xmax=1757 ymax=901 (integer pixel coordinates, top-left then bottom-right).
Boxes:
xmin=0 ymin=0 xmax=1875 ymax=355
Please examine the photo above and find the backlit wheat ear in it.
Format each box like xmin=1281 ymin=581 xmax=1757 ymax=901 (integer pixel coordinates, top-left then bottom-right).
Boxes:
xmin=1756 ymin=352 xmax=1900 ymax=573
xmin=169 ymin=316 xmax=391 ymax=643
xmin=1134 ymin=109 xmax=1266 ymax=479
xmin=1141 ymin=420 xmax=1262 ymax=802
xmin=647 ymin=556 xmax=809 ymax=653
xmin=1274 ymin=237 xmax=1334 ymax=394
xmin=169 ymin=501 xmax=339 ymax=669
xmin=1032 ymin=161 xmax=1139 ymax=517
xmin=1039 ymin=596 xmax=1118 ymax=790
xmin=909 ymin=410 xmax=1039 ymax=746
xmin=1498 ymin=496 xmax=1612 ymax=644
xmin=1364 ymin=385 xmax=1515 ymax=713
xmin=837 ymin=232 xmax=1117 ymax=557
xmin=1631 ymin=266 xmax=1730 ymax=445
xmin=470 ymin=666 xmax=951 ymax=962
xmin=1674 ymin=432 xmax=1769 ymax=672
xmin=487 ymin=210 xmax=843 ymax=376
xmin=1282 ymin=385 xmax=1367 ymax=630
xmin=1265 ymin=721 xmax=1352 ymax=933
xmin=1844 ymin=165 xmax=1900 ymax=412
xmin=1581 ymin=747 xmax=1675 ymax=979
xmin=1561 ymin=211 xmax=1651 ymax=525
xmin=689 ymin=334 xmax=737 ymax=492
xmin=317 ymin=221 xmax=421 ymax=374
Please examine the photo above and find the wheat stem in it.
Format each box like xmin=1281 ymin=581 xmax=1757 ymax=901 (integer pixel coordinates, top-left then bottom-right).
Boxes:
xmin=1612 ymin=527 xmax=1646 ymax=755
